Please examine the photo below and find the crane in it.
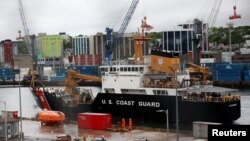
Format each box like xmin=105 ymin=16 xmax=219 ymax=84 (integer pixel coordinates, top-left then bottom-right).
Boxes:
xmin=197 ymin=0 xmax=223 ymax=28
xmin=186 ymin=62 xmax=211 ymax=82
xmin=105 ymin=0 xmax=139 ymax=62
xmin=64 ymin=69 xmax=101 ymax=104
xmin=18 ymin=0 xmax=39 ymax=88
xmin=207 ymin=0 xmax=223 ymax=28
xmin=18 ymin=0 xmax=32 ymax=55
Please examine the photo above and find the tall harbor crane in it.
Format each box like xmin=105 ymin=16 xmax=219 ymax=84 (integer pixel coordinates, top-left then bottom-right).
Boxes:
xmin=18 ymin=0 xmax=32 ymax=55
xmin=17 ymin=0 xmax=39 ymax=87
xmin=105 ymin=0 xmax=139 ymax=62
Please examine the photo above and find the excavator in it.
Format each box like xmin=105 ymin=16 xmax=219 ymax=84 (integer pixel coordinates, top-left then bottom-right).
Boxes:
xmin=64 ymin=69 xmax=101 ymax=105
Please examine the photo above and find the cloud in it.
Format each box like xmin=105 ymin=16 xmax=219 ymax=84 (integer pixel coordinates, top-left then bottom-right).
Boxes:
xmin=0 ymin=0 xmax=249 ymax=41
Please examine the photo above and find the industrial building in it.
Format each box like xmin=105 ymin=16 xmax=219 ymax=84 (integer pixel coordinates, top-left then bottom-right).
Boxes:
xmin=0 ymin=111 xmax=19 ymax=140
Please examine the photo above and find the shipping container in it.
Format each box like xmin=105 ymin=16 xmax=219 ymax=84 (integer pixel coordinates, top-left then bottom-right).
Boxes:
xmin=68 ymin=55 xmax=73 ymax=63
xmin=3 ymin=40 xmax=14 ymax=64
xmin=87 ymin=55 xmax=93 ymax=65
xmin=94 ymin=55 xmax=100 ymax=65
xmin=212 ymin=76 xmax=242 ymax=82
xmin=0 ymin=68 xmax=15 ymax=80
xmin=80 ymin=54 xmax=86 ymax=65
xmin=212 ymin=70 xmax=242 ymax=77
xmin=214 ymin=63 xmax=245 ymax=70
xmin=244 ymin=70 xmax=250 ymax=82
xmin=77 ymin=113 xmax=111 ymax=130
xmin=50 ymin=76 xmax=65 ymax=81
xmin=245 ymin=63 xmax=250 ymax=69
xmin=74 ymin=55 xmax=80 ymax=66
xmin=56 ymin=65 xmax=100 ymax=77
xmin=212 ymin=63 xmax=246 ymax=82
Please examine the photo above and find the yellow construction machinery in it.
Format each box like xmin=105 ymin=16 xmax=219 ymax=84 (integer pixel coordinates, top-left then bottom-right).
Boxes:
xmin=64 ymin=69 xmax=101 ymax=104
xmin=186 ymin=62 xmax=211 ymax=83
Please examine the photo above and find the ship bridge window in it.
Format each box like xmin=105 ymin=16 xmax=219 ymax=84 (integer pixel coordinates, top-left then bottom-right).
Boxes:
xmin=104 ymin=88 xmax=115 ymax=93
xmin=153 ymin=90 xmax=168 ymax=95
xmin=121 ymin=67 xmax=124 ymax=71
xmin=124 ymin=67 xmax=127 ymax=71
xmin=140 ymin=67 xmax=144 ymax=72
xmin=132 ymin=67 xmax=135 ymax=71
xmin=202 ymin=54 xmax=213 ymax=58
xmin=135 ymin=67 xmax=139 ymax=71
xmin=128 ymin=67 xmax=131 ymax=71
xmin=121 ymin=89 xmax=146 ymax=94
xmin=100 ymin=67 xmax=108 ymax=72
xmin=110 ymin=67 xmax=116 ymax=72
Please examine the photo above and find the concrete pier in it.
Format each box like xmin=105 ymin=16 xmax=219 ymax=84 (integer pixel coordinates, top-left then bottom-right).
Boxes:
xmin=9 ymin=120 xmax=198 ymax=141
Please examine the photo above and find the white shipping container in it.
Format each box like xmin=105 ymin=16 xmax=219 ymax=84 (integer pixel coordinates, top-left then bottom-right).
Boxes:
xmin=221 ymin=52 xmax=235 ymax=63
xmin=0 ymin=47 xmax=4 ymax=62
xmin=193 ymin=121 xmax=221 ymax=139
xmin=240 ymin=48 xmax=250 ymax=55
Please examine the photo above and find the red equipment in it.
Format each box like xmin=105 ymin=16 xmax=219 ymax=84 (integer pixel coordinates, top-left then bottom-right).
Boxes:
xmin=129 ymin=118 xmax=133 ymax=130
xmin=77 ymin=113 xmax=112 ymax=130
xmin=229 ymin=5 xmax=241 ymax=20
xmin=121 ymin=118 xmax=126 ymax=130
xmin=38 ymin=110 xmax=65 ymax=126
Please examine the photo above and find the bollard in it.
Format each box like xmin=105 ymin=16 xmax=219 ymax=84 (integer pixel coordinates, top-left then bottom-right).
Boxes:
xmin=83 ymin=135 xmax=86 ymax=141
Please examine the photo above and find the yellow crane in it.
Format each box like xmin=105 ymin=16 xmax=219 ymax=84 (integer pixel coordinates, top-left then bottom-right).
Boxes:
xmin=64 ymin=69 xmax=101 ymax=105
xmin=186 ymin=62 xmax=211 ymax=83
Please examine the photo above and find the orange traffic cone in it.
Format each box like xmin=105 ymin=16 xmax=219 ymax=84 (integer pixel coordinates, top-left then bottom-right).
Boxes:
xmin=121 ymin=118 xmax=126 ymax=130
xmin=129 ymin=118 xmax=133 ymax=130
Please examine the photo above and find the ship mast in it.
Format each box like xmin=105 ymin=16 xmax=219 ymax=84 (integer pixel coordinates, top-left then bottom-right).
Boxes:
xmin=133 ymin=16 xmax=151 ymax=64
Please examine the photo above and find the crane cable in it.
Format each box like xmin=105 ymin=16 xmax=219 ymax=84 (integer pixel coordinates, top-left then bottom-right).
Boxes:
xmin=197 ymin=0 xmax=212 ymax=21
xmin=197 ymin=0 xmax=223 ymax=27
xmin=210 ymin=0 xmax=223 ymax=27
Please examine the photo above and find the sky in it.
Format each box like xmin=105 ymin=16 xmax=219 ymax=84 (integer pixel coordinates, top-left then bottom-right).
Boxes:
xmin=0 ymin=0 xmax=249 ymax=41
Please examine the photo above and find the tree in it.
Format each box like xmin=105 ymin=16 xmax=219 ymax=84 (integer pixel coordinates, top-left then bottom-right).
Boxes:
xmin=148 ymin=32 xmax=162 ymax=46
xmin=17 ymin=41 xmax=29 ymax=54
xmin=63 ymin=36 xmax=72 ymax=49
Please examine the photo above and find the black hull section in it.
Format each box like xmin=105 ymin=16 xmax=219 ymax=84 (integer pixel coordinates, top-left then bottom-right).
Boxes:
xmin=44 ymin=92 xmax=241 ymax=125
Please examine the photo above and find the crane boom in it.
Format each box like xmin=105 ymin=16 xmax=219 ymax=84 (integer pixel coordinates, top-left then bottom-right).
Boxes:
xmin=207 ymin=0 xmax=223 ymax=27
xmin=105 ymin=0 xmax=139 ymax=62
xmin=18 ymin=0 xmax=32 ymax=55
xmin=116 ymin=0 xmax=139 ymax=40
xmin=65 ymin=69 xmax=101 ymax=95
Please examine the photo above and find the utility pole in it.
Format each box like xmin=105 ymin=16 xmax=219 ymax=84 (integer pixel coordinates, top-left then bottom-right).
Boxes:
xmin=0 ymin=101 xmax=7 ymax=141
xmin=227 ymin=22 xmax=233 ymax=64
xmin=175 ymin=70 xmax=179 ymax=141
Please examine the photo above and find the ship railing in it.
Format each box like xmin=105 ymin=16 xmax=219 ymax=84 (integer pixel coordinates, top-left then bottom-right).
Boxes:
xmin=102 ymin=60 xmax=143 ymax=66
xmin=181 ymin=94 xmax=240 ymax=102
xmin=144 ymin=79 xmax=178 ymax=88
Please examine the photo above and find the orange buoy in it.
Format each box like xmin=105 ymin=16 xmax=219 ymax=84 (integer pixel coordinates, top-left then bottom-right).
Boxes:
xmin=38 ymin=110 xmax=65 ymax=126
